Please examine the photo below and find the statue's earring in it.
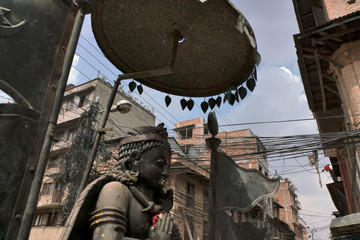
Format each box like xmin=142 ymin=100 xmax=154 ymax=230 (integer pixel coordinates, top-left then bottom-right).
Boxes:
xmin=130 ymin=150 xmax=141 ymax=165
xmin=122 ymin=159 xmax=132 ymax=170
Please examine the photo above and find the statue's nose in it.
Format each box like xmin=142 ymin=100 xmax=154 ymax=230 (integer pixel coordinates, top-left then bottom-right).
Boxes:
xmin=162 ymin=166 xmax=169 ymax=177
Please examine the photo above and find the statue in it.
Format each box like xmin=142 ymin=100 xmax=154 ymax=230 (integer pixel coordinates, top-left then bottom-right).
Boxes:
xmin=61 ymin=123 xmax=180 ymax=240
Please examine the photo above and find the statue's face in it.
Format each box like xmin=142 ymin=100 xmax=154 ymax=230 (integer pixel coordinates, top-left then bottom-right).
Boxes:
xmin=136 ymin=147 xmax=171 ymax=191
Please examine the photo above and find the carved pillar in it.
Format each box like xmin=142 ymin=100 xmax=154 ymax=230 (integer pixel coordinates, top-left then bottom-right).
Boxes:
xmin=331 ymin=40 xmax=360 ymax=213
xmin=331 ymin=40 xmax=360 ymax=129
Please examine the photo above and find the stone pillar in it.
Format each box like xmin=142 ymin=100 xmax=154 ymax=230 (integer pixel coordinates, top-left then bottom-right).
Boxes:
xmin=331 ymin=40 xmax=360 ymax=213
xmin=331 ymin=40 xmax=360 ymax=129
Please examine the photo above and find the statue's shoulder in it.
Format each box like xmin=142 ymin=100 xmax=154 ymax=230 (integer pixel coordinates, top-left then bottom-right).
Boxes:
xmin=101 ymin=181 xmax=131 ymax=195
xmin=96 ymin=181 xmax=132 ymax=208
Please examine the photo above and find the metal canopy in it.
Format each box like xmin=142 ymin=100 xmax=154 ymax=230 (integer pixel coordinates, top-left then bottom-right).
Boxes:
xmin=92 ymin=0 xmax=258 ymax=97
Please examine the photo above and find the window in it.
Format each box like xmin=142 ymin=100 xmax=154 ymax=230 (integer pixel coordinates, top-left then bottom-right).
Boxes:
xmin=47 ymin=212 xmax=58 ymax=226
xmin=65 ymin=99 xmax=74 ymax=111
xmin=33 ymin=214 xmax=44 ymax=227
xmin=52 ymin=182 xmax=63 ymax=203
xmin=54 ymin=130 xmax=64 ymax=141
xmin=78 ymin=94 xmax=90 ymax=107
xmin=67 ymin=128 xmax=77 ymax=141
xmin=186 ymin=182 xmax=195 ymax=208
xmin=203 ymin=190 xmax=208 ymax=213
xmin=48 ymin=156 xmax=59 ymax=168
xmin=40 ymin=183 xmax=52 ymax=196
xmin=179 ymin=127 xmax=193 ymax=140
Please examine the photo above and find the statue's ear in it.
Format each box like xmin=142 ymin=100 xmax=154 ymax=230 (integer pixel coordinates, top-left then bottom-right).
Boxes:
xmin=129 ymin=150 xmax=141 ymax=162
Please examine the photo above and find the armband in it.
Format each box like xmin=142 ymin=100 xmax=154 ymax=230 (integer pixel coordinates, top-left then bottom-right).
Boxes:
xmin=90 ymin=207 xmax=127 ymax=234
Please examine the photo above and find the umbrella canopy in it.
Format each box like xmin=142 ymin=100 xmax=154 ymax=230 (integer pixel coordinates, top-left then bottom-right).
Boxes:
xmin=91 ymin=0 xmax=260 ymax=97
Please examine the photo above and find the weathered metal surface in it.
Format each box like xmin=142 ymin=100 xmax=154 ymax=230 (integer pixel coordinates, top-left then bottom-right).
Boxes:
xmin=91 ymin=0 xmax=259 ymax=97
xmin=0 ymin=104 xmax=39 ymax=240
xmin=216 ymin=151 xmax=279 ymax=212
xmin=0 ymin=0 xmax=70 ymax=112
xmin=0 ymin=1 xmax=78 ymax=238
xmin=206 ymin=111 xmax=277 ymax=239
xmin=216 ymin=211 xmax=267 ymax=240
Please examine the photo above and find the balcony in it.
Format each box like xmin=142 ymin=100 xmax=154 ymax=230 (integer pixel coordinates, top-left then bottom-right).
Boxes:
xmin=295 ymin=200 xmax=301 ymax=210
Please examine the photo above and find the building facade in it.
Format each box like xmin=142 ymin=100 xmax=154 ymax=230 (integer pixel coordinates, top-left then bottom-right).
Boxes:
xmin=172 ymin=117 xmax=308 ymax=240
xmin=292 ymin=0 xmax=360 ymax=238
xmin=29 ymin=78 xmax=155 ymax=239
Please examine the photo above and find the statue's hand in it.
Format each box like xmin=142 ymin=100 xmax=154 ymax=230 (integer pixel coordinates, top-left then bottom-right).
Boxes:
xmin=149 ymin=213 xmax=174 ymax=240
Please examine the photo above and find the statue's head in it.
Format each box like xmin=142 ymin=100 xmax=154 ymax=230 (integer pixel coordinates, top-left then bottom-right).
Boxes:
xmin=117 ymin=123 xmax=171 ymax=190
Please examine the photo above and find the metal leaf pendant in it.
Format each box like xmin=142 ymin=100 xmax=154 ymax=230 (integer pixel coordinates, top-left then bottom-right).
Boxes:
xmin=187 ymin=99 xmax=194 ymax=111
xmin=137 ymin=84 xmax=143 ymax=95
xmin=129 ymin=81 xmax=137 ymax=92
xmin=180 ymin=98 xmax=187 ymax=110
xmin=239 ymin=86 xmax=247 ymax=100
xmin=246 ymin=78 xmax=256 ymax=92
xmin=216 ymin=96 xmax=222 ymax=107
xmin=165 ymin=95 xmax=172 ymax=107
xmin=201 ymin=101 xmax=209 ymax=113
xmin=208 ymin=98 xmax=216 ymax=109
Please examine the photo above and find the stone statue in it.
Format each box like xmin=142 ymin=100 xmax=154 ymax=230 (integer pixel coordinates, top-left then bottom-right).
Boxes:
xmin=61 ymin=124 xmax=179 ymax=240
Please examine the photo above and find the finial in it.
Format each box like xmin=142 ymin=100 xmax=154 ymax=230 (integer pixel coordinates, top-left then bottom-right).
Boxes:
xmin=208 ymin=111 xmax=218 ymax=138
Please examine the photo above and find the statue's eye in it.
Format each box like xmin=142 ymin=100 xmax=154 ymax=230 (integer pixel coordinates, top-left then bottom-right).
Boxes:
xmin=156 ymin=159 xmax=164 ymax=165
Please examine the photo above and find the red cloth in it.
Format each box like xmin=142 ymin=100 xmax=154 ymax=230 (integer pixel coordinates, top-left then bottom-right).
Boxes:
xmin=152 ymin=212 xmax=163 ymax=226
xmin=323 ymin=164 xmax=331 ymax=172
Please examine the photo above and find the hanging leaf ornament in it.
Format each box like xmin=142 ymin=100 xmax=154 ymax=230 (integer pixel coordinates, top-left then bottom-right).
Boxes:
xmin=229 ymin=93 xmax=235 ymax=105
xmin=208 ymin=98 xmax=216 ymax=109
xmin=165 ymin=95 xmax=172 ymax=107
xmin=137 ymin=84 xmax=143 ymax=95
xmin=226 ymin=89 xmax=232 ymax=103
xmin=246 ymin=78 xmax=256 ymax=92
xmin=239 ymin=86 xmax=247 ymax=100
xmin=216 ymin=96 xmax=222 ymax=107
xmin=201 ymin=101 xmax=209 ymax=113
xmin=129 ymin=81 xmax=137 ymax=92
xmin=234 ymin=89 xmax=239 ymax=103
xmin=223 ymin=93 xmax=227 ymax=103
xmin=180 ymin=98 xmax=187 ymax=110
xmin=187 ymin=99 xmax=194 ymax=111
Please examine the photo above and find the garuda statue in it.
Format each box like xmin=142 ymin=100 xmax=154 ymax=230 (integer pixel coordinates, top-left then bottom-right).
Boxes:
xmin=61 ymin=124 xmax=180 ymax=240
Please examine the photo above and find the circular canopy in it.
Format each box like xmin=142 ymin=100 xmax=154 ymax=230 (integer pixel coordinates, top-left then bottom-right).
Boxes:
xmin=92 ymin=0 xmax=259 ymax=97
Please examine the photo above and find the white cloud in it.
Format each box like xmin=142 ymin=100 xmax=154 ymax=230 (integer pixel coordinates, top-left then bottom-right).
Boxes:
xmin=279 ymin=66 xmax=300 ymax=82
xmin=67 ymin=54 xmax=80 ymax=85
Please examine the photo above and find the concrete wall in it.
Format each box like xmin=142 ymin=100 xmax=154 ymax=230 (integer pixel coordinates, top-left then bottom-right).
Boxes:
xmin=29 ymin=227 xmax=64 ymax=240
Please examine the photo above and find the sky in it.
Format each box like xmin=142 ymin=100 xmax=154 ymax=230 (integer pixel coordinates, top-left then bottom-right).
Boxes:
xmin=66 ymin=1 xmax=338 ymax=239
xmin=0 ymin=0 xmax=336 ymax=239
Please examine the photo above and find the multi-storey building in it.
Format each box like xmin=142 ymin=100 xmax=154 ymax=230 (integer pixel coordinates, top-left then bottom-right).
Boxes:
xmin=274 ymin=180 xmax=307 ymax=240
xmin=172 ymin=117 xmax=308 ymax=240
xmin=292 ymin=0 xmax=360 ymax=238
xmin=29 ymin=78 xmax=155 ymax=239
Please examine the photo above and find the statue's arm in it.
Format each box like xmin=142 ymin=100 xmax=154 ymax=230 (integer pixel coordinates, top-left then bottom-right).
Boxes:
xmin=91 ymin=181 xmax=133 ymax=240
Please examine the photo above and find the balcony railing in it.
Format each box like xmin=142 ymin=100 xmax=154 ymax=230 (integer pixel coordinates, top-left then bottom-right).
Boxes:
xmin=295 ymin=200 xmax=301 ymax=210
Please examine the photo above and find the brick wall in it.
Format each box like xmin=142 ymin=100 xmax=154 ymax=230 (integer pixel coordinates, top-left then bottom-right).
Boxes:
xmin=323 ymin=0 xmax=360 ymax=20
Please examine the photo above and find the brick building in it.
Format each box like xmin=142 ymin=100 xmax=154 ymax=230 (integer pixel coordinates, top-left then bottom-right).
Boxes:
xmin=274 ymin=180 xmax=307 ymax=240
xmin=172 ymin=117 xmax=308 ymax=240
xmin=292 ymin=0 xmax=360 ymax=238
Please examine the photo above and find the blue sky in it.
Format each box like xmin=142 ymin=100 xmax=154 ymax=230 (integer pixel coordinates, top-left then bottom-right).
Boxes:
xmin=67 ymin=0 xmax=336 ymax=238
